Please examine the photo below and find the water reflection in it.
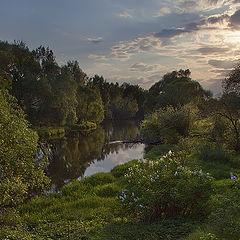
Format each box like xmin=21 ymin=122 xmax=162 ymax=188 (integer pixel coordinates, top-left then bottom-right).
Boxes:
xmin=47 ymin=120 xmax=145 ymax=190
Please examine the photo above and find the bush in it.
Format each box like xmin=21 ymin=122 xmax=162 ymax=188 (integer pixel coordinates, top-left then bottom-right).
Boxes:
xmin=95 ymin=183 xmax=121 ymax=198
xmin=141 ymin=105 xmax=197 ymax=144
xmin=81 ymin=173 xmax=115 ymax=187
xmin=111 ymin=160 xmax=138 ymax=178
xmin=207 ymin=183 xmax=240 ymax=240
xmin=119 ymin=151 xmax=214 ymax=221
xmin=0 ymin=90 xmax=50 ymax=209
xmin=196 ymin=142 xmax=233 ymax=163
xmin=72 ymin=121 xmax=97 ymax=131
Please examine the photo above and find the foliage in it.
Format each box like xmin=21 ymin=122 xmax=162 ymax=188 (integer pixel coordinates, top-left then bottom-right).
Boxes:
xmin=35 ymin=126 xmax=65 ymax=139
xmin=120 ymin=151 xmax=214 ymax=221
xmin=207 ymin=183 xmax=240 ymax=240
xmin=196 ymin=142 xmax=233 ymax=163
xmin=141 ymin=105 xmax=197 ymax=144
xmin=111 ymin=160 xmax=139 ymax=178
xmin=144 ymin=69 xmax=211 ymax=113
xmin=71 ymin=121 xmax=97 ymax=132
xmin=0 ymin=168 xmax=199 ymax=240
xmin=0 ymin=90 xmax=49 ymax=209
xmin=206 ymin=93 xmax=240 ymax=151
xmin=89 ymin=75 xmax=145 ymax=120
xmin=76 ymin=85 xmax=104 ymax=124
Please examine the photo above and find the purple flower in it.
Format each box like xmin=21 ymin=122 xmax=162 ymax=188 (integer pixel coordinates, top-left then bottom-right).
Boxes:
xmin=230 ymin=172 xmax=238 ymax=181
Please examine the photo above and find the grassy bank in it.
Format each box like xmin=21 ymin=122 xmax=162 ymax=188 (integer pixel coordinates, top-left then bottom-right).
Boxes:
xmin=1 ymin=144 xmax=240 ymax=239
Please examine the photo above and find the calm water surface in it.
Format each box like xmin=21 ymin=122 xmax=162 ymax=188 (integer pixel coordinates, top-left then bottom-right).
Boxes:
xmin=46 ymin=120 xmax=146 ymax=191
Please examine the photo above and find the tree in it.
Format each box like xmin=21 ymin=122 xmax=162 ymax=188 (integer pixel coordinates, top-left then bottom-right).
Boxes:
xmin=223 ymin=63 xmax=240 ymax=94
xmin=206 ymin=65 xmax=240 ymax=151
xmin=144 ymin=69 xmax=211 ymax=113
xmin=76 ymin=85 xmax=104 ymax=124
xmin=0 ymin=90 xmax=49 ymax=209
xmin=141 ymin=105 xmax=197 ymax=144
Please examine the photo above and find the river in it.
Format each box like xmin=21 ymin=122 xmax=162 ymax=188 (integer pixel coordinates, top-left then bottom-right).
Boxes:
xmin=46 ymin=120 xmax=146 ymax=191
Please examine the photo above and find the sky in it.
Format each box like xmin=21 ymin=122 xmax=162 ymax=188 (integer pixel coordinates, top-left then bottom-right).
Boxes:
xmin=1 ymin=0 xmax=240 ymax=93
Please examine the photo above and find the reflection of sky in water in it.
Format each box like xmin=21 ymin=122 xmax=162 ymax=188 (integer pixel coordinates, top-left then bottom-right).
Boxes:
xmin=83 ymin=143 xmax=145 ymax=177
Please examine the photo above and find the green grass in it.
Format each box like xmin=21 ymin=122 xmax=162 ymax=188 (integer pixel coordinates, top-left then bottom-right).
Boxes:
xmin=2 ymin=143 xmax=240 ymax=239
xmin=1 ymin=168 xmax=198 ymax=240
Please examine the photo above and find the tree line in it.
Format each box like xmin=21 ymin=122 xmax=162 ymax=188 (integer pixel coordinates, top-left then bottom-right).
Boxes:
xmin=0 ymin=41 xmax=146 ymax=127
xmin=2 ymin=39 xmax=240 ymax=212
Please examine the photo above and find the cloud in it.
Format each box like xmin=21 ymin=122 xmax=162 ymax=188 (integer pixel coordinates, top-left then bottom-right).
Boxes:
xmin=154 ymin=7 xmax=171 ymax=17
xmin=229 ymin=9 xmax=240 ymax=29
xmin=207 ymin=14 xmax=229 ymax=24
xmin=173 ymin=0 xmax=226 ymax=12
xmin=211 ymin=69 xmax=232 ymax=77
xmin=115 ymin=11 xmax=133 ymax=18
xmin=130 ymin=62 xmax=154 ymax=72
xmin=110 ymin=35 xmax=161 ymax=60
xmin=208 ymin=59 xmax=238 ymax=69
xmin=87 ymin=37 xmax=103 ymax=43
xmin=88 ymin=54 xmax=106 ymax=61
xmin=154 ymin=21 xmax=203 ymax=39
xmin=197 ymin=46 xmax=229 ymax=55
xmin=154 ymin=12 xmax=230 ymax=41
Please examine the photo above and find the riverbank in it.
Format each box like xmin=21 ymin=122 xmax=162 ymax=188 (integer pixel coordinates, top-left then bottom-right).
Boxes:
xmin=1 ymin=144 xmax=240 ymax=239
xmin=33 ymin=121 xmax=98 ymax=139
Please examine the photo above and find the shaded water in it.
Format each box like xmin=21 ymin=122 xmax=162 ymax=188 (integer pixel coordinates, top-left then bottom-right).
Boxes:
xmin=47 ymin=120 xmax=146 ymax=191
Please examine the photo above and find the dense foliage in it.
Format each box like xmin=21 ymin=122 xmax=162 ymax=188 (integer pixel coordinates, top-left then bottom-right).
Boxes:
xmin=0 ymin=41 xmax=145 ymax=126
xmin=141 ymin=105 xmax=197 ymax=144
xmin=120 ymin=151 xmax=214 ymax=221
xmin=0 ymin=90 xmax=49 ymax=210
xmin=2 ymin=39 xmax=240 ymax=239
xmin=144 ymin=69 xmax=211 ymax=113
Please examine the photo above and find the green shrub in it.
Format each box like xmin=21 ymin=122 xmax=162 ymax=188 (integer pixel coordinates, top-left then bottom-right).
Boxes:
xmin=196 ymin=142 xmax=233 ymax=163
xmin=120 ymin=151 xmax=214 ymax=221
xmin=111 ymin=160 xmax=138 ymax=178
xmin=95 ymin=183 xmax=121 ymax=198
xmin=81 ymin=173 xmax=115 ymax=187
xmin=207 ymin=184 xmax=240 ymax=240
xmin=72 ymin=121 xmax=97 ymax=131
xmin=61 ymin=180 xmax=94 ymax=198
xmin=141 ymin=105 xmax=197 ymax=144
xmin=35 ymin=126 xmax=65 ymax=138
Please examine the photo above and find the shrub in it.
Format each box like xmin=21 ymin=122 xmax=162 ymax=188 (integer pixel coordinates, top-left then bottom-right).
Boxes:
xmin=111 ymin=160 xmax=138 ymax=178
xmin=95 ymin=183 xmax=121 ymax=198
xmin=119 ymin=151 xmax=214 ymax=221
xmin=196 ymin=142 xmax=233 ymax=163
xmin=0 ymin=90 xmax=50 ymax=209
xmin=207 ymin=183 xmax=240 ymax=240
xmin=81 ymin=173 xmax=115 ymax=187
xmin=141 ymin=105 xmax=197 ymax=144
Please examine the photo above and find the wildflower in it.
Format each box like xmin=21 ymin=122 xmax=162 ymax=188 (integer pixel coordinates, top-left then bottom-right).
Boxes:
xmin=230 ymin=172 xmax=238 ymax=181
xmin=150 ymin=175 xmax=154 ymax=182
xmin=174 ymin=171 xmax=178 ymax=176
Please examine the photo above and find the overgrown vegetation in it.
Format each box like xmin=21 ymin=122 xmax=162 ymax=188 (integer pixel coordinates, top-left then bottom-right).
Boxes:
xmin=1 ymin=40 xmax=240 ymax=239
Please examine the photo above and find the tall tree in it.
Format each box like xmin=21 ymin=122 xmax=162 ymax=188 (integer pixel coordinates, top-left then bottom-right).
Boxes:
xmin=144 ymin=69 xmax=211 ymax=113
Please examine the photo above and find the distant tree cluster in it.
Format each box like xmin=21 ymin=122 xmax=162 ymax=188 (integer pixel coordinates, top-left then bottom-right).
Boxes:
xmin=0 ymin=41 xmax=146 ymax=127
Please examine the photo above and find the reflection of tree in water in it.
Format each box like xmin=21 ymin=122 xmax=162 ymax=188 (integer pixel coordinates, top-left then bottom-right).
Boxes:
xmin=47 ymin=127 xmax=105 ymax=190
xmin=103 ymin=120 xmax=140 ymax=141
xmin=47 ymin=120 xmax=143 ymax=190
xmin=99 ymin=120 xmax=140 ymax=159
